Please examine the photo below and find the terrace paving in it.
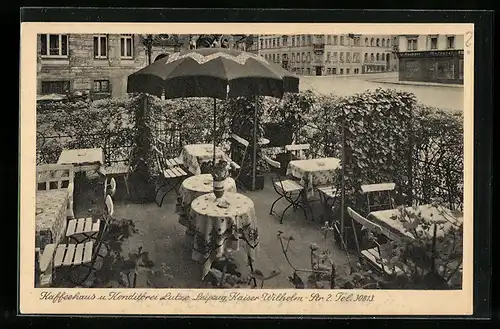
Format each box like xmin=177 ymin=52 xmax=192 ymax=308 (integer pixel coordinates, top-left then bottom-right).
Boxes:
xmin=72 ymin=173 xmax=352 ymax=289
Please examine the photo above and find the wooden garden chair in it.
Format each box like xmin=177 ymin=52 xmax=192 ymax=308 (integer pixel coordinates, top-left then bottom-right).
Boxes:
xmin=361 ymin=182 xmax=396 ymax=213
xmin=229 ymin=134 xmax=250 ymax=189
xmin=38 ymin=239 xmax=108 ymax=287
xmin=65 ymin=194 xmax=114 ymax=245
xmin=101 ymin=148 xmax=134 ymax=197
xmin=285 ymin=143 xmax=311 ymax=160
xmin=347 ymin=207 xmax=404 ymax=276
xmin=263 ymin=155 xmax=307 ymax=224
xmin=104 ymin=177 xmax=117 ymax=198
xmin=152 ymin=143 xmax=188 ymax=207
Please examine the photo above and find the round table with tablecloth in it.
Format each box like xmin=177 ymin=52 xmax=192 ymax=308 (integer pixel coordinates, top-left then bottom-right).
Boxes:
xmin=189 ymin=192 xmax=259 ymax=278
xmin=177 ymin=174 xmax=237 ymax=232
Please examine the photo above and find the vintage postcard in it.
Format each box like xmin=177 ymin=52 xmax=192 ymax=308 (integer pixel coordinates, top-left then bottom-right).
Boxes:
xmin=20 ymin=21 xmax=474 ymax=316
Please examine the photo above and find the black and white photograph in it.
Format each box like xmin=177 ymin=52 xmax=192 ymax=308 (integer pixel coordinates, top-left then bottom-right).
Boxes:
xmin=20 ymin=21 xmax=474 ymax=315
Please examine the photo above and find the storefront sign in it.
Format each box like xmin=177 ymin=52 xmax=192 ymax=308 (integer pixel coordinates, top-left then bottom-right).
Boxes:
xmin=398 ymin=50 xmax=464 ymax=58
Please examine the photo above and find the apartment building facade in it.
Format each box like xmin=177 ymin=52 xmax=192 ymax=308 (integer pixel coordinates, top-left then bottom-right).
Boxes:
xmin=396 ymin=34 xmax=464 ymax=84
xmin=258 ymin=34 xmax=395 ymax=76
xmin=36 ymin=34 xmax=190 ymax=99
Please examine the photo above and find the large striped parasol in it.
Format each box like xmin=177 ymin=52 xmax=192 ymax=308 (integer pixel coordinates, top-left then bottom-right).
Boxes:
xmin=127 ymin=47 xmax=300 ymax=190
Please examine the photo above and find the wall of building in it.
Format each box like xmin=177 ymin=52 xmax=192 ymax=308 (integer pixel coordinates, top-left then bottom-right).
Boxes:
xmin=258 ymin=34 xmax=395 ymax=76
xmin=396 ymin=34 xmax=464 ymax=84
xmin=37 ymin=34 xmax=150 ymax=98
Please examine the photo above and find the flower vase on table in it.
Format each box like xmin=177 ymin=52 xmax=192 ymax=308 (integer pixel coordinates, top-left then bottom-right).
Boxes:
xmin=212 ymin=160 xmax=230 ymax=208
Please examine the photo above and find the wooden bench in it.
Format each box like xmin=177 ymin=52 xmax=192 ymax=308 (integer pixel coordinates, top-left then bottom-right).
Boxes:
xmin=285 ymin=143 xmax=311 ymax=160
xmin=37 ymin=164 xmax=75 ymax=218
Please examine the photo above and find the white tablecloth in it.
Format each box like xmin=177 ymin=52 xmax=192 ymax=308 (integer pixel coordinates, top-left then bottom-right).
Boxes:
xmin=189 ymin=192 xmax=259 ymax=278
xmin=177 ymin=174 xmax=237 ymax=230
xmin=58 ymin=148 xmax=104 ymax=174
xmin=368 ymin=204 xmax=463 ymax=241
xmin=286 ymin=157 xmax=341 ymax=198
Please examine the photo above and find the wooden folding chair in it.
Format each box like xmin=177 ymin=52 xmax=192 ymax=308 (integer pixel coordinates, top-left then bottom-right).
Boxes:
xmin=65 ymin=194 xmax=114 ymax=244
xmin=263 ymin=155 xmax=308 ymax=224
xmin=152 ymin=144 xmax=188 ymax=207
xmin=101 ymin=148 xmax=134 ymax=197
xmin=347 ymin=207 xmax=403 ymax=276
xmin=39 ymin=239 xmax=108 ymax=287
xmin=229 ymin=134 xmax=250 ymax=189
xmin=285 ymin=143 xmax=311 ymax=160
xmin=361 ymin=182 xmax=396 ymax=213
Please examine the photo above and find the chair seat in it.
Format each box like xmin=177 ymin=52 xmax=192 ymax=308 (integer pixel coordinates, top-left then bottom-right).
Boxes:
xmin=274 ymin=179 xmax=304 ymax=193
xmin=53 ymin=241 xmax=94 ymax=268
xmin=165 ymin=157 xmax=183 ymax=168
xmin=317 ymin=185 xmax=337 ymax=198
xmin=361 ymin=247 xmax=403 ymax=276
xmin=104 ymin=163 xmax=129 ymax=176
xmin=66 ymin=217 xmax=101 ymax=237
xmin=163 ymin=167 xmax=187 ymax=178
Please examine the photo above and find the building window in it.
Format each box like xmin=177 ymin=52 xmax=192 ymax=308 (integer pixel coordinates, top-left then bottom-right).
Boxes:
xmin=376 ymin=38 xmax=380 ymax=47
xmin=277 ymin=54 xmax=281 ymax=62
xmin=326 ymin=52 xmax=331 ymax=62
xmin=364 ymin=53 xmax=368 ymax=62
xmin=340 ymin=36 xmax=344 ymax=45
xmin=260 ymin=39 xmax=264 ymax=49
xmin=365 ymin=38 xmax=369 ymax=46
xmin=307 ymin=52 xmax=311 ymax=62
xmin=332 ymin=68 xmax=337 ymax=74
xmin=93 ymin=80 xmax=110 ymax=93
xmin=307 ymin=35 xmax=312 ymax=45
xmin=272 ymin=39 xmax=276 ymax=48
xmin=40 ymin=34 xmax=68 ymax=57
xmin=333 ymin=52 xmax=338 ymax=62
xmin=277 ymin=38 xmax=280 ymax=47
xmin=272 ymin=54 xmax=275 ymax=62
xmin=407 ymin=38 xmax=418 ymax=51
xmin=327 ymin=35 xmax=331 ymax=44
xmin=339 ymin=52 xmax=344 ymax=62
xmin=333 ymin=36 xmax=338 ymax=45
xmin=94 ymin=35 xmax=108 ymax=58
xmin=301 ymin=35 xmax=305 ymax=45
xmin=381 ymin=53 xmax=385 ymax=61
xmin=430 ymin=36 xmax=438 ymax=50
xmin=387 ymin=38 xmax=391 ymax=46
xmin=301 ymin=52 xmax=305 ymax=62
xmin=447 ymin=36 xmax=455 ymax=49
xmin=382 ymin=39 xmax=385 ymax=47
xmin=459 ymin=59 xmax=464 ymax=80
xmin=340 ymin=68 xmax=344 ymax=74
xmin=346 ymin=68 xmax=350 ymax=74
xmin=376 ymin=53 xmax=380 ymax=61
xmin=346 ymin=52 xmax=351 ymax=63
xmin=370 ymin=38 xmax=374 ymax=46
xmin=120 ymin=34 xmax=134 ymax=59
xmin=41 ymin=81 xmax=70 ymax=94
xmin=370 ymin=53 xmax=374 ymax=62
xmin=292 ymin=53 xmax=295 ymax=63
xmin=291 ymin=37 xmax=295 ymax=47
xmin=282 ymin=36 xmax=287 ymax=47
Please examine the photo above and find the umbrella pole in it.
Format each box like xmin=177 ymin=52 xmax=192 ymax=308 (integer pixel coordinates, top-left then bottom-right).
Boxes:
xmin=252 ymin=96 xmax=258 ymax=191
xmin=213 ymin=98 xmax=217 ymax=166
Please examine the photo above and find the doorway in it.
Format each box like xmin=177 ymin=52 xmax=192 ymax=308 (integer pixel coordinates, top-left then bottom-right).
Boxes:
xmin=315 ymin=66 xmax=322 ymax=76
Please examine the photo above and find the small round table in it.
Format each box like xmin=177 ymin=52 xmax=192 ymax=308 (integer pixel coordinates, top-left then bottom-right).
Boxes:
xmin=189 ymin=192 xmax=259 ymax=278
xmin=177 ymin=174 xmax=237 ymax=228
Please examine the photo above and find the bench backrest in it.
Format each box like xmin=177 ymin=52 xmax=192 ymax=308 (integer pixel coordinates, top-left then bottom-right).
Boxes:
xmin=36 ymin=164 xmax=75 ymax=191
